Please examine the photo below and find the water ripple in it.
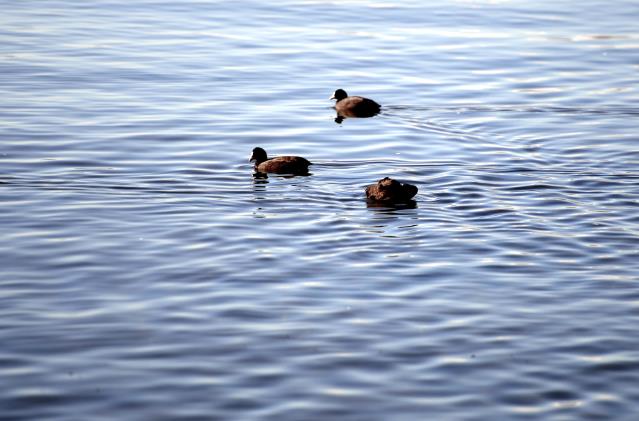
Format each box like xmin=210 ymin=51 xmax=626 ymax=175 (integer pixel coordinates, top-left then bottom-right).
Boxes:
xmin=2 ymin=0 xmax=639 ymax=420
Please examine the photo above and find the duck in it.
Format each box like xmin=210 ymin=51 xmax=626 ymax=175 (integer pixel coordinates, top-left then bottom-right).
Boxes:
xmin=330 ymin=89 xmax=381 ymax=119
xmin=249 ymin=147 xmax=312 ymax=175
xmin=365 ymin=177 xmax=418 ymax=204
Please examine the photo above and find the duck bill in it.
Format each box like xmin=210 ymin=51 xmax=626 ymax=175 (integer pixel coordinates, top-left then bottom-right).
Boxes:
xmin=249 ymin=153 xmax=255 ymax=162
xmin=329 ymin=94 xmax=336 ymax=100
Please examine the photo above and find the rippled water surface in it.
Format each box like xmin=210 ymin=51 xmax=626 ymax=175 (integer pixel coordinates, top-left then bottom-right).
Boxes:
xmin=2 ymin=1 xmax=639 ymax=419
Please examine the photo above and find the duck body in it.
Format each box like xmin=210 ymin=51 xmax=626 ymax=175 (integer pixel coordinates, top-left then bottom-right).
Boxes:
xmin=250 ymin=147 xmax=311 ymax=175
xmin=365 ymin=177 xmax=418 ymax=203
xmin=330 ymin=89 xmax=381 ymax=118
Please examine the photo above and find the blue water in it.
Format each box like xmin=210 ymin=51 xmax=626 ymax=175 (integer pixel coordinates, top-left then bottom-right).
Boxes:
xmin=2 ymin=1 xmax=639 ymax=419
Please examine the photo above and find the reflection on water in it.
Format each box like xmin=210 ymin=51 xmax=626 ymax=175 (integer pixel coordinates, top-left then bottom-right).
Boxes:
xmin=333 ymin=106 xmax=383 ymax=124
xmin=334 ymin=109 xmax=382 ymax=124
xmin=2 ymin=0 xmax=639 ymax=420
xmin=366 ymin=200 xmax=418 ymax=210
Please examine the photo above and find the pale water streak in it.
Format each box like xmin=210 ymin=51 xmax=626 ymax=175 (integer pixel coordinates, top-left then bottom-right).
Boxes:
xmin=1 ymin=1 xmax=639 ymax=420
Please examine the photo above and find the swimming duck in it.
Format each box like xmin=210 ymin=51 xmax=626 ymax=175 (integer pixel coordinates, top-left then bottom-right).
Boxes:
xmin=249 ymin=147 xmax=312 ymax=175
xmin=330 ymin=89 xmax=381 ymax=119
xmin=365 ymin=177 xmax=418 ymax=203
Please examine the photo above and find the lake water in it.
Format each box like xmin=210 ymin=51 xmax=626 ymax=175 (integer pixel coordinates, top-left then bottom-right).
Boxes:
xmin=2 ymin=1 xmax=639 ymax=419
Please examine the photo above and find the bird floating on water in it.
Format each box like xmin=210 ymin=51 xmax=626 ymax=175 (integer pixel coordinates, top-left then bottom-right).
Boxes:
xmin=365 ymin=177 xmax=418 ymax=204
xmin=249 ymin=147 xmax=312 ymax=175
xmin=330 ymin=89 xmax=381 ymax=122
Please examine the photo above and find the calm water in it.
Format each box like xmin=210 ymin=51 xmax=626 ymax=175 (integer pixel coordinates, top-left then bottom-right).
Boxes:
xmin=2 ymin=1 xmax=639 ymax=419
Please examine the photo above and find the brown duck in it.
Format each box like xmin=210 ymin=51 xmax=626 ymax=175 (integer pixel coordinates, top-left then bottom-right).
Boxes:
xmin=330 ymin=89 xmax=381 ymax=119
xmin=249 ymin=147 xmax=312 ymax=175
xmin=365 ymin=177 xmax=418 ymax=204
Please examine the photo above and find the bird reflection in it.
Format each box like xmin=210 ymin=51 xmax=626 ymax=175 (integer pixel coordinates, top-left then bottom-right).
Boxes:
xmin=252 ymin=172 xmax=311 ymax=180
xmin=251 ymin=174 xmax=269 ymax=200
xmin=252 ymin=171 xmax=269 ymax=181
xmin=363 ymin=200 xmax=419 ymax=238
xmin=366 ymin=200 xmax=417 ymax=211
xmin=334 ymin=109 xmax=380 ymax=124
